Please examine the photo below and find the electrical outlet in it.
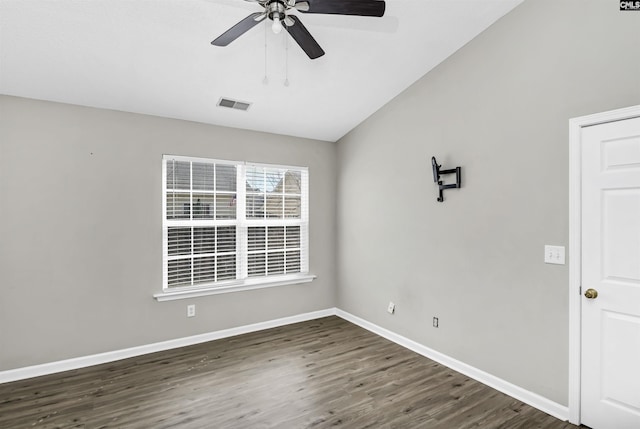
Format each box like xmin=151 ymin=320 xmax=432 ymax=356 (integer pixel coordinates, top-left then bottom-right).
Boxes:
xmin=433 ymin=317 xmax=439 ymax=328
xmin=387 ymin=302 xmax=395 ymax=314
xmin=187 ymin=304 xmax=196 ymax=318
xmin=544 ymin=245 xmax=565 ymax=265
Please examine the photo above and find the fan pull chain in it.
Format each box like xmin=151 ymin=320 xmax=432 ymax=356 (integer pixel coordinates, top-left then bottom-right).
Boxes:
xmin=263 ymin=21 xmax=268 ymax=85
xmin=284 ymin=32 xmax=290 ymax=87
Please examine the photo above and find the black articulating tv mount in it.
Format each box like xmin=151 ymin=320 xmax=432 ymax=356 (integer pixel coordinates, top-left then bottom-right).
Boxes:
xmin=431 ymin=156 xmax=461 ymax=202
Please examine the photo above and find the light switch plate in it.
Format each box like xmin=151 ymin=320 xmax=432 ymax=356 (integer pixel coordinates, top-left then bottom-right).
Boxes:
xmin=544 ymin=245 xmax=565 ymax=265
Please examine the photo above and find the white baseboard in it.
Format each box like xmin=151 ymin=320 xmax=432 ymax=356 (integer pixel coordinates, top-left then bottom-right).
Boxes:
xmin=0 ymin=306 xmax=569 ymax=423
xmin=335 ymin=309 xmax=570 ymax=422
xmin=0 ymin=308 xmax=336 ymax=384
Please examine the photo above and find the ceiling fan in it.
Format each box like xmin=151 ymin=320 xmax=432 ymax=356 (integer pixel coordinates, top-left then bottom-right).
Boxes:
xmin=211 ymin=0 xmax=386 ymax=60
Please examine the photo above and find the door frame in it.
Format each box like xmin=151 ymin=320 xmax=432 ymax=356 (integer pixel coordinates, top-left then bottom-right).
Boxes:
xmin=568 ymin=104 xmax=640 ymax=425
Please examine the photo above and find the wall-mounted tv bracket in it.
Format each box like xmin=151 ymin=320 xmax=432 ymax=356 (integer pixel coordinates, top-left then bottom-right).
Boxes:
xmin=431 ymin=156 xmax=461 ymax=202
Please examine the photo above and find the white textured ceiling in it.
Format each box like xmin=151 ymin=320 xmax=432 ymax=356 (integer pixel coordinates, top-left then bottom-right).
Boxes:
xmin=0 ymin=0 xmax=523 ymax=142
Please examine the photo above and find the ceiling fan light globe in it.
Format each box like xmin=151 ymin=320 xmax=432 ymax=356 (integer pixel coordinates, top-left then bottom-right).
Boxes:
xmin=272 ymin=12 xmax=283 ymax=34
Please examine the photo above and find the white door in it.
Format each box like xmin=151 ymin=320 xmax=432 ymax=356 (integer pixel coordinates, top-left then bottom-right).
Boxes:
xmin=581 ymin=116 xmax=640 ymax=429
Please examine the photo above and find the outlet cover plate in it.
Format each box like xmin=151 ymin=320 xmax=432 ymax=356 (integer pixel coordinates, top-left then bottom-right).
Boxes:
xmin=387 ymin=302 xmax=395 ymax=314
xmin=187 ymin=304 xmax=196 ymax=318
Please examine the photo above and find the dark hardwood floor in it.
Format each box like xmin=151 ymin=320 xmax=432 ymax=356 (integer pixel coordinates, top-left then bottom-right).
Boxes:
xmin=0 ymin=316 xmax=577 ymax=428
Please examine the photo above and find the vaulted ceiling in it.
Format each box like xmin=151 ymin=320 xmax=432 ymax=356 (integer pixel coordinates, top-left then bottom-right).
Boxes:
xmin=0 ymin=0 xmax=523 ymax=142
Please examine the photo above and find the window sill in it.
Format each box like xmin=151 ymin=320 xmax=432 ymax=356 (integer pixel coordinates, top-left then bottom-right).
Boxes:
xmin=153 ymin=274 xmax=317 ymax=302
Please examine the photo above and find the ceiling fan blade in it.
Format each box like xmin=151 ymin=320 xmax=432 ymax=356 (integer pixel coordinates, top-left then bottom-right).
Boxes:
xmin=211 ymin=12 xmax=266 ymax=46
xmin=284 ymin=15 xmax=325 ymax=60
xmin=298 ymin=0 xmax=385 ymax=17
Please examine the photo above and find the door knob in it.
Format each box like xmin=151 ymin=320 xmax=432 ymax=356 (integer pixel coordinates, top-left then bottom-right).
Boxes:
xmin=584 ymin=288 xmax=598 ymax=299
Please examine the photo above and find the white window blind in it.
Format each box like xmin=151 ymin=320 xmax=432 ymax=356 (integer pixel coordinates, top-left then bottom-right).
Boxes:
xmin=162 ymin=155 xmax=309 ymax=292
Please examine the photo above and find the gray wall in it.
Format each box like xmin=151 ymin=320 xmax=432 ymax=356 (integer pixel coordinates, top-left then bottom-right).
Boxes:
xmin=336 ymin=0 xmax=640 ymax=406
xmin=0 ymin=95 xmax=337 ymax=371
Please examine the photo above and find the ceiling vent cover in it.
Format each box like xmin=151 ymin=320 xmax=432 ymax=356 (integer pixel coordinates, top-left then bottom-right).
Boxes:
xmin=217 ymin=97 xmax=251 ymax=111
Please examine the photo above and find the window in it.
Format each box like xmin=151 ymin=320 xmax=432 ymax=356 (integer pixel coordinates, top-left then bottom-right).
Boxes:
xmin=159 ymin=155 xmax=311 ymax=299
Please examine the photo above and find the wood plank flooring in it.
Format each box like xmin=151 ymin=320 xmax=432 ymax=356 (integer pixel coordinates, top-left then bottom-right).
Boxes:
xmin=0 ymin=316 xmax=578 ymax=428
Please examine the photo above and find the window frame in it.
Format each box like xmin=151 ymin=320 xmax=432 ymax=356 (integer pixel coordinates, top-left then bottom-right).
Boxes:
xmin=155 ymin=155 xmax=314 ymax=302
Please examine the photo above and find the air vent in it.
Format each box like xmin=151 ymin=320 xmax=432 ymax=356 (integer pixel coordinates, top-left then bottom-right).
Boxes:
xmin=217 ymin=97 xmax=251 ymax=111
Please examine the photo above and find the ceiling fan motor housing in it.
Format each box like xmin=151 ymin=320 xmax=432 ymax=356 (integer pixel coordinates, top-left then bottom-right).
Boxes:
xmin=267 ymin=1 xmax=287 ymax=21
